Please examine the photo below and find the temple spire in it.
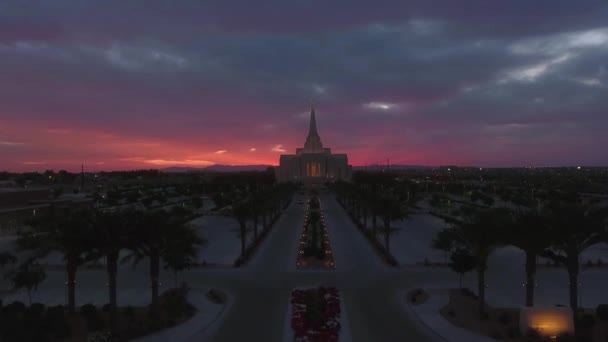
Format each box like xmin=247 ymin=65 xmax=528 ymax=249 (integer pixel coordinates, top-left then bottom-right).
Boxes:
xmin=304 ymin=104 xmax=323 ymax=151
xmin=308 ymin=103 xmax=318 ymax=137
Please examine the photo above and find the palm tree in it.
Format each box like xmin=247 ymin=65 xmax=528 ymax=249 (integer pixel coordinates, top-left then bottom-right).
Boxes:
xmin=91 ymin=209 xmax=133 ymax=327
xmin=9 ymin=262 xmax=46 ymax=305
xmin=379 ymin=194 xmax=408 ymax=253
xmin=541 ymin=201 xmax=608 ymax=314
xmin=356 ymin=187 xmax=371 ymax=229
xmin=249 ymin=190 xmax=262 ymax=241
xmin=163 ymin=223 xmax=206 ymax=288
xmin=126 ymin=209 xmax=202 ymax=315
xmin=442 ymin=206 xmax=510 ymax=316
xmin=18 ymin=209 xmax=94 ymax=313
xmin=17 ymin=209 xmax=94 ymax=312
xmin=507 ymin=207 xmax=551 ymax=307
xmin=232 ymin=200 xmax=250 ymax=256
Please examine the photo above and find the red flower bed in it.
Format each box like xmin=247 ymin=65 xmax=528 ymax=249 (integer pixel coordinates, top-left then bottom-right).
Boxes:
xmin=291 ymin=287 xmax=341 ymax=342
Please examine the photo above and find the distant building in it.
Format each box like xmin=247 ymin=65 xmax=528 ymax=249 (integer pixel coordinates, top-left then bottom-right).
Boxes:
xmin=276 ymin=106 xmax=352 ymax=183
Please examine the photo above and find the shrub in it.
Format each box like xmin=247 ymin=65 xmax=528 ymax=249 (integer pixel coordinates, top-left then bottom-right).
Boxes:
xmin=596 ymin=304 xmax=608 ymax=321
xmin=556 ymin=333 xmax=576 ymax=342
xmin=123 ymin=306 xmax=135 ymax=317
xmin=6 ymin=301 xmax=26 ymax=315
xmin=447 ymin=309 xmax=456 ymax=317
xmin=579 ymin=314 xmax=595 ymax=330
xmin=44 ymin=305 xmax=70 ymax=338
xmin=526 ymin=328 xmax=541 ymax=338
xmin=481 ymin=312 xmax=490 ymax=320
xmin=207 ymin=289 xmax=226 ymax=304
xmin=498 ymin=312 xmax=510 ymax=325
xmin=161 ymin=285 xmax=191 ymax=318
xmin=490 ymin=331 xmax=501 ymax=340
xmin=80 ymin=304 xmax=103 ymax=332
xmin=102 ymin=303 xmax=111 ymax=312
xmin=80 ymin=303 xmax=97 ymax=317
xmin=27 ymin=303 xmax=46 ymax=318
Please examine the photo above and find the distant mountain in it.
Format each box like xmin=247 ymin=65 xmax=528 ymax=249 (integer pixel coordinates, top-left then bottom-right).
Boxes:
xmin=205 ymin=164 xmax=273 ymax=172
xmin=353 ymin=164 xmax=434 ymax=170
xmin=161 ymin=165 xmax=274 ymax=173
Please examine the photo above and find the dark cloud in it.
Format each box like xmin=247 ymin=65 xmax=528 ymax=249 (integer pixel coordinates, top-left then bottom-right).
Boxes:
xmin=0 ymin=1 xmax=607 ymax=170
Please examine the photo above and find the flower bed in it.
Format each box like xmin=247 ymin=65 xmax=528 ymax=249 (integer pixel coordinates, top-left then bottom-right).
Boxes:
xmin=296 ymin=197 xmax=335 ymax=270
xmin=291 ymin=287 xmax=341 ymax=342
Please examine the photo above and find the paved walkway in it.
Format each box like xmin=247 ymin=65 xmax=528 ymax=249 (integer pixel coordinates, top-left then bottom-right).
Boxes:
xmin=205 ymin=194 xmax=446 ymax=342
xmin=402 ymin=289 xmax=494 ymax=342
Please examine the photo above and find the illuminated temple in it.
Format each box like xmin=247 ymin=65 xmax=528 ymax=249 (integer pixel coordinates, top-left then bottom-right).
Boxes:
xmin=276 ymin=106 xmax=352 ymax=183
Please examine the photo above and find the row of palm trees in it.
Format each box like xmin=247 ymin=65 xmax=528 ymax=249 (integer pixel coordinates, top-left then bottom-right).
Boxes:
xmin=439 ymin=202 xmax=608 ymax=319
xmin=330 ymin=172 xmax=608 ymax=328
xmin=14 ymin=205 xmax=204 ymax=329
xmin=331 ymin=177 xmax=414 ymax=253
xmin=231 ymin=182 xmax=296 ymax=258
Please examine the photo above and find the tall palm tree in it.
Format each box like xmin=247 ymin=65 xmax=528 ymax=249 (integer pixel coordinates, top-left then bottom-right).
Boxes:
xmin=163 ymin=223 xmax=206 ymax=288
xmin=232 ymin=200 xmax=250 ymax=256
xmin=126 ymin=209 xmax=202 ymax=315
xmin=542 ymin=201 xmax=608 ymax=314
xmin=91 ymin=209 xmax=133 ymax=327
xmin=443 ymin=206 xmax=510 ymax=316
xmin=18 ymin=209 xmax=95 ymax=313
xmin=249 ymin=189 xmax=263 ymax=241
xmin=379 ymin=194 xmax=408 ymax=253
xmin=507 ymin=207 xmax=551 ymax=307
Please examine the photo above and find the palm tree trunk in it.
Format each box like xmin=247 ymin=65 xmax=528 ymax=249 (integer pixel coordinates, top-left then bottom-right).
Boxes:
xmin=240 ymin=224 xmax=247 ymax=256
xmin=477 ymin=263 xmax=486 ymax=317
xmin=107 ymin=252 xmax=119 ymax=327
xmin=525 ymin=252 xmax=536 ymax=307
xmin=150 ymin=249 xmax=160 ymax=315
xmin=568 ymin=267 xmax=579 ymax=311
xmin=67 ymin=258 xmax=77 ymax=313
xmin=384 ymin=220 xmax=390 ymax=253
xmin=253 ymin=215 xmax=258 ymax=241
xmin=372 ymin=214 xmax=377 ymax=236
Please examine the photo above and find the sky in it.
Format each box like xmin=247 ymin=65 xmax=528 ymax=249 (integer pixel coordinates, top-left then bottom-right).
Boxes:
xmin=1 ymin=0 xmax=608 ymax=172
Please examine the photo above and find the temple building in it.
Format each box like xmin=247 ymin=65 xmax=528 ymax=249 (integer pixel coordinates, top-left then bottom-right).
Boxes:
xmin=276 ymin=106 xmax=352 ymax=183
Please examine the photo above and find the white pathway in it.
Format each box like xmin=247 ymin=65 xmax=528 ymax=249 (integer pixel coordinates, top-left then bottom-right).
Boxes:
xmin=401 ymin=289 xmax=492 ymax=342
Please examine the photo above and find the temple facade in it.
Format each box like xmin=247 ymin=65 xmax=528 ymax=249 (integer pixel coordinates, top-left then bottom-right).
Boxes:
xmin=276 ymin=106 xmax=352 ymax=183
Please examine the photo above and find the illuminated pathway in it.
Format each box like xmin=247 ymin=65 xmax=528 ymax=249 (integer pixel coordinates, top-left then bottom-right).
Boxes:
xmin=201 ymin=193 xmax=445 ymax=342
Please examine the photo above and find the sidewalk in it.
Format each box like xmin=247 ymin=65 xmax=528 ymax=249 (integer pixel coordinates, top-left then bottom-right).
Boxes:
xmin=401 ymin=289 xmax=494 ymax=342
xmin=134 ymin=288 xmax=229 ymax=342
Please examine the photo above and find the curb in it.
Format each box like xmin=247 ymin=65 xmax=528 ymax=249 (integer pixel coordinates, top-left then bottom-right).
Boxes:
xmin=399 ymin=289 xmax=449 ymax=342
